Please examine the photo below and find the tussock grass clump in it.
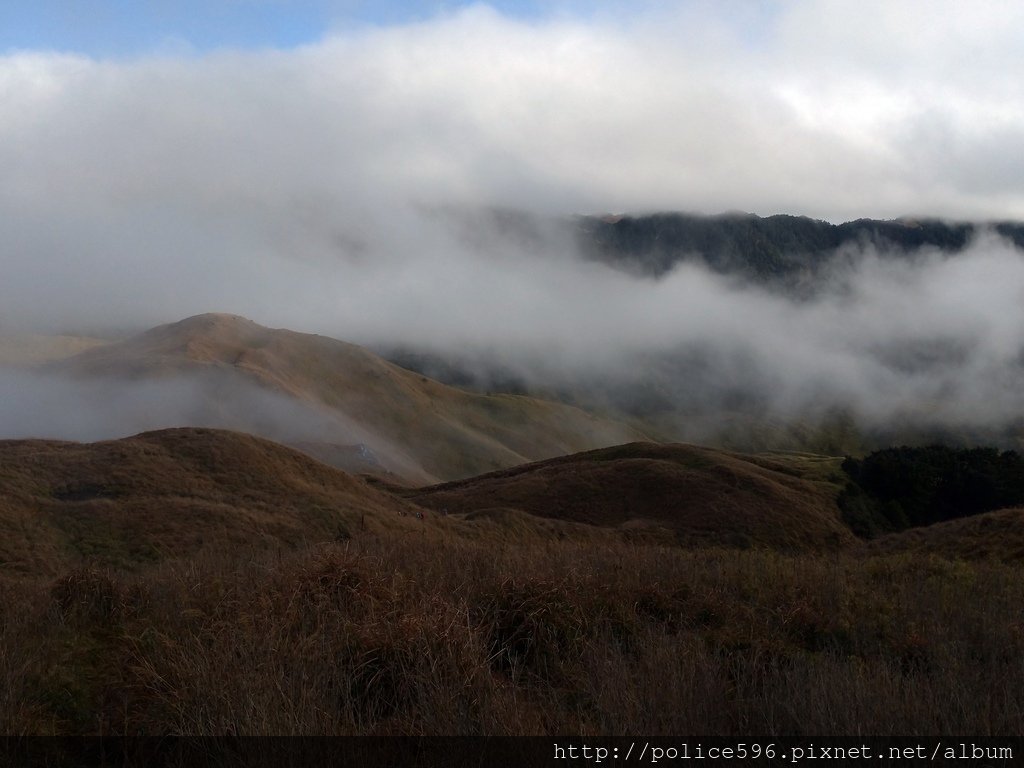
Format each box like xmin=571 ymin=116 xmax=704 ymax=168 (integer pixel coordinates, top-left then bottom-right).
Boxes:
xmin=50 ymin=566 xmax=137 ymax=625
xmin=471 ymin=574 xmax=636 ymax=683
xmin=2 ymin=536 xmax=1023 ymax=737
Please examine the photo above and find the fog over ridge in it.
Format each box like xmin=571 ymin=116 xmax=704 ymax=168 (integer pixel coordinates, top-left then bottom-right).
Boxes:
xmin=4 ymin=223 xmax=1024 ymax=446
xmin=4 ymin=2 xmax=1024 ymax=446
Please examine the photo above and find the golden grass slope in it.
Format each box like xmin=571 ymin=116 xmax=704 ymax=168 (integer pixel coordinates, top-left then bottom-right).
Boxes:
xmin=0 ymin=427 xmax=423 ymax=576
xmin=52 ymin=313 xmax=647 ymax=481
xmin=7 ymin=418 xmax=1023 ymax=587
xmin=409 ymin=442 xmax=856 ymax=552
xmin=0 ymin=426 xmax=859 ymax=582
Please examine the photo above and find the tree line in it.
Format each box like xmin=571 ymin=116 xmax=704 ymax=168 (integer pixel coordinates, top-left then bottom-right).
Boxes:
xmin=839 ymin=445 xmax=1024 ymax=537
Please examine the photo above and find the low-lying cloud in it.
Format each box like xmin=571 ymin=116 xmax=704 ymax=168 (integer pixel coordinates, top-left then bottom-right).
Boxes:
xmin=367 ymin=225 xmax=1024 ymax=440
xmin=0 ymin=370 xmax=344 ymax=443
xmin=0 ymin=368 xmax=433 ymax=477
xmin=3 ymin=2 xmax=1024 ymax=447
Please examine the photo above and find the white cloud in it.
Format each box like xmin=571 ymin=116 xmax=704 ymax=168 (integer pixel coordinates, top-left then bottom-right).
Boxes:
xmin=2 ymin=2 xmax=1023 ymax=226
xmin=2 ymin=1 xmax=1024 ymax=440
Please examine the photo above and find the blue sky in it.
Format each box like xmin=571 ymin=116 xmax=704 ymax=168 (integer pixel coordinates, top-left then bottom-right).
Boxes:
xmin=0 ymin=0 xmax=578 ymax=57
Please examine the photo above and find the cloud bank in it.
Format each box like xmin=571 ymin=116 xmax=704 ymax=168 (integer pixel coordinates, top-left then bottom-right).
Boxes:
xmin=3 ymin=1 xmax=1024 ymax=445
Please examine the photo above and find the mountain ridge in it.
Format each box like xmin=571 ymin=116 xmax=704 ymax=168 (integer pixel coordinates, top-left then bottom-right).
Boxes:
xmin=574 ymin=211 xmax=1024 ymax=284
xmin=46 ymin=313 xmax=648 ymax=482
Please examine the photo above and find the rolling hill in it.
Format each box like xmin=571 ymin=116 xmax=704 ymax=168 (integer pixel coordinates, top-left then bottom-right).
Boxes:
xmin=0 ymin=427 xmax=423 ymax=576
xmin=0 ymin=427 xmax=859 ymax=580
xmin=6 ymin=422 xmax=1024 ymax=584
xmin=408 ymin=442 xmax=856 ymax=552
xmin=4 ymin=429 xmax=1023 ymax=740
xmin=47 ymin=313 xmax=647 ymax=482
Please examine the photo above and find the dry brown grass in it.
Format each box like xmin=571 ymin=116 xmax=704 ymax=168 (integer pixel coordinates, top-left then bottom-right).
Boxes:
xmin=0 ymin=428 xmax=425 ymax=576
xmin=3 ymin=534 xmax=1022 ymax=737
xmin=409 ymin=442 xmax=855 ymax=552
xmin=0 ymin=429 xmax=859 ymax=582
xmin=870 ymin=506 xmax=1024 ymax=561
xmin=4 ymin=424 xmax=1024 ymax=739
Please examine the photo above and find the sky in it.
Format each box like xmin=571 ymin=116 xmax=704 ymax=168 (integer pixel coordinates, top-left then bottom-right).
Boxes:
xmin=3 ymin=0 xmax=1023 ymax=225
xmin=4 ymin=1 xmax=1024 ymax=444
xmin=0 ymin=1 xmax=603 ymax=57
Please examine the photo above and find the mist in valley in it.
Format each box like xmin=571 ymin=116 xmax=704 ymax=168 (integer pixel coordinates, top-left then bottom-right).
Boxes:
xmin=3 ymin=1 xmax=1024 ymax=450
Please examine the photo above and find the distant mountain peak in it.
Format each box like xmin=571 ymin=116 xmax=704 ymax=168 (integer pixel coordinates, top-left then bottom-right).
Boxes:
xmin=146 ymin=312 xmax=263 ymax=338
xmin=48 ymin=314 xmax=647 ymax=482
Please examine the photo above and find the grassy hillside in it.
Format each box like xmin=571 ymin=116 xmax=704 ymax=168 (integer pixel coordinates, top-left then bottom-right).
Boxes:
xmin=0 ymin=428 xmax=423 ymax=576
xmin=869 ymin=507 xmax=1024 ymax=561
xmin=408 ymin=442 xmax=854 ymax=552
xmin=3 ymin=428 xmax=1024 ymax=741
xmin=51 ymin=314 xmax=646 ymax=482
xmin=3 ymin=538 xmax=1022 ymax=740
xmin=0 ymin=431 xmax=855 ymax=577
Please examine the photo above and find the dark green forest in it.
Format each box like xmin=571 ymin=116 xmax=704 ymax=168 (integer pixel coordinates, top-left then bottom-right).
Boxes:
xmin=576 ymin=212 xmax=1024 ymax=284
xmin=839 ymin=445 xmax=1024 ymax=537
